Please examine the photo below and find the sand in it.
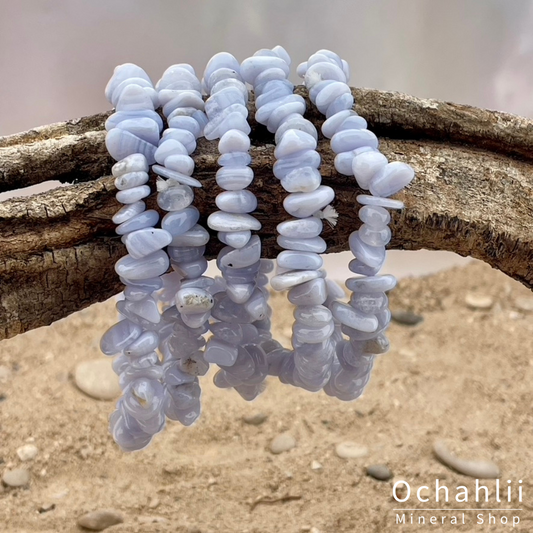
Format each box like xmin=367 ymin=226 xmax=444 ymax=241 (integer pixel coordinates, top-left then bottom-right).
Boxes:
xmin=1 ymin=261 xmax=532 ymax=532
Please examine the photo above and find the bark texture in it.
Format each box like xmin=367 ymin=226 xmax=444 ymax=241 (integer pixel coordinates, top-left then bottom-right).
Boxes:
xmin=1 ymin=87 xmax=533 ymax=340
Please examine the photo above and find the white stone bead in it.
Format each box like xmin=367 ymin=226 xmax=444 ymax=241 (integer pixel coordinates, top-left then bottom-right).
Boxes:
xmin=203 ymin=52 xmax=241 ymax=85
xmin=369 ymin=162 xmax=415 ymax=197
xmin=315 ymin=82 xmax=351 ymax=114
xmin=326 ymin=93 xmax=354 ymax=117
xmin=274 ymin=130 xmax=317 ymax=159
xmin=275 ymin=116 xmax=318 ymax=144
xmin=106 ymin=129 xmax=157 ymax=164
xmin=276 ymin=251 xmax=323 ymax=271
xmin=116 ymin=184 xmax=151 ymax=204
xmin=154 ymin=139 xmax=188 ymax=164
xmin=167 ymin=116 xmax=201 ymax=139
xmin=331 ymin=129 xmax=378 ymax=154
xmin=334 ymin=146 xmax=374 ymax=176
xmin=218 ymin=236 xmax=261 ymax=269
xmin=266 ymin=101 xmax=307 ymax=133
xmin=352 ymin=150 xmax=388 ymax=189
xmin=280 ymin=166 xmax=321 ymax=193
xmin=357 ymin=194 xmax=404 ymax=210
xmin=112 ymin=201 xmax=145 ymax=225
xmin=304 ymin=62 xmax=346 ymax=90
xmin=105 ymin=63 xmax=151 ymax=102
xmin=115 ymin=250 xmax=169 ymax=280
xmin=164 ymin=154 xmax=195 ymax=176
xmin=321 ymin=109 xmax=355 ymax=139
xmin=176 ymin=288 xmax=214 ymax=313
xmin=217 ymin=230 xmax=252 ymax=249
xmin=170 ymin=224 xmax=210 ymax=247
xmin=153 ymin=165 xmax=201 ymax=188
xmin=115 ymin=117 xmax=160 ymax=146
xmin=349 ymin=233 xmax=386 ymax=269
xmin=161 ymin=129 xmax=196 ymax=154
xmin=157 ymin=183 xmax=194 ymax=211
xmin=283 ymin=186 xmax=334 ymax=218
xmin=115 ymin=84 xmax=155 ymax=112
xmin=114 ymin=171 xmax=149 ymax=191
xmin=112 ymin=153 xmax=149 ymax=177
xmin=273 ymin=150 xmax=321 ymax=180
xmin=359 ymin=205 xmax=391 ymax=228
xmin=277 ymin=217 xmax=323 ymax=238
xmin=124 ymin=228 xmax=173 ymax=259
xmin=337 ymin=115 xmax=367 ymax=132
xmin=215 ymin=167 xmax=254 ymax=191
xmin=330 ymin=301 xmax=378 ymax=333
xmin=215 ymin=190 xmax=257 ymax=214
xmin=277 ymin=235 xmax=327 ymax=253
xmin=271 ymin=270 xmax=321 ymax=291
xmin=358 ymin=224 xmax=392 ymax=246
xmin=218 ymin=129 xmax=251 ymax=154
xmin=207 ymin=211 xmax=261 ymax=232
xmin=241 ymin=56 xmax=290 ymax=85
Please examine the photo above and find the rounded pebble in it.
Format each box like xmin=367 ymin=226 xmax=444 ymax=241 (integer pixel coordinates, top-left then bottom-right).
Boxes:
xmin=242 ymin=413 xmax=268 ymax=426
xmin=269 ymin=432 xmax=297 ymax=454
xmin=74 ymin=359 xmax=122 ymax=401
xmin=16 ymin=444 xmax=38 ymax=462
xmin=2 ymin=468 xmax=30 ymax=488
xmin=366 ymin=464 xmax=393 ymax=481
xmin=433 ymin=440 xmax=500 ymax=479
xmin=76 ymin=510 xmax=124 ymax=531
xmin=335 ymin=442 xmax=369 ymax=459
xmin=465 ymin=293 xmax=494 ymax=310
xmin=391 ymin=310 xmax=424 ymax=326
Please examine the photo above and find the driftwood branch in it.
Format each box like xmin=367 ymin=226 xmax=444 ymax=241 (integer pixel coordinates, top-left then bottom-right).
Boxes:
xmin=1 ymin=87 xmax=533 ymax=340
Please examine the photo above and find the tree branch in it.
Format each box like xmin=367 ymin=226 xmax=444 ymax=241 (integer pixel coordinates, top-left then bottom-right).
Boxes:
xmin=1 ymin=87 xmax=532 ymax=340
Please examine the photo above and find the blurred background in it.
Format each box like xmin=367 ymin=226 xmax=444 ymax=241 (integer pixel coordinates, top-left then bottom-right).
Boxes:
xmin=2 ymin=0 xmax=533 ymax=278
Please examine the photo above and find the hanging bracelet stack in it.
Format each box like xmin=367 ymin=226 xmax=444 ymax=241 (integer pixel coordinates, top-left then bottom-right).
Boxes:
xmin=100 ymin=47 xmax=414 ymax=451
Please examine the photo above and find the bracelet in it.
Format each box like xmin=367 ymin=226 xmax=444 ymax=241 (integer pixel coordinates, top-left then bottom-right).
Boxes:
xmin=299 ymin=50 xmax=414 ymax=400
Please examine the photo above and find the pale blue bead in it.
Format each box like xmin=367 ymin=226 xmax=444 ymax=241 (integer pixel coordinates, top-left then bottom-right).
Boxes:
xmin=124 ymin=228 xmax=172 ymax=259
xmin=255 ymin=73 xmax=292 ymax=97
xmin=304 ymin=62 xmax=346 ymax=89
xmin=117 ymin=297 xmax=161 ymax=326
xmin=167 ymin=116 xmax=201 ymax=138
xmin=205 ymin=87 xmax=246 ymax=117
xmin=271 ymin=269 xmax=321 ymax=291
xmin=255 ymin=94 xmax=304 ymax=126
xmin=308 ymin=79 xmax=336 ymax=104
xmin=337 ymin=115 xmax=368 ymax=132
xmin=215 ymin=190 xmax=257 ymax=214
xmin=119 ymin=276 xmax=163 ymax=291
xmin=157 ymin=183 xmax=194 ymax=211
xmin=218 ymin=235 xmax=261 ymax=269
xmin=288 ymin=278 xmax=327 ymax=306
xmin=217 ymin=230 xmax=251 ymax=249
xmin=293 ymin=321 xmax=334 ymax=344
xmin=280 ymin=166 xmax=321 ymax=193
xmin=345 ymin=274 xmax=397 ymax=293
xmin=334 ymin=146 xmax=374 ymax=175
xmin=115 ymin=250 xmax=169 ymax=280
xmin=205 ymin=338 xmax=239 ymax=366
xmin=222 ymin=260 xmax=260 ymax=284
xmin=115 ymin=117 xmax=160 ymax=146
xmin=176 ymin=287 xmax=214 ymax=313
xmin=160 ymin=129 xmax=196 ymax=154
xmin=321 ymin=109 xmax=356 ymax=139
xmin=326 ymin=278 xmax=346 ymax=300
xmin=267 ymin=102 xmax=308 ymax=134
xmin=100 ymin=319 xmax=142 ymax=355
xmin=106 ymin=110 xmax=163 ymax=133
xmin=352 ymin=151 xmax=388 ymax=189
xmin=124 ymin=285 xmax=151 ymax=301
xmin=277 ymin=217 xmax=323 ymax=238
xmin=326 ymin=93 xmax=354 ymax=118
xmin=210 ymin=79 xmax=248 ymax=100
xmin=204 ymin=103 xmax=248 ymax=137
xmin=105 ymin=63 xmax=151 ymax=101
xmin=172 ymin=257 xmax=208 ymax=279
xmin=211 ymin=322 xmax=244 ymax=344
xmin=312 ymin=49 xmax=343 ymax=68
xmin=116 ymin=209 xmax=159 ymax=236
xmin=274 ymin=116 xmax=318 ymax=145
xmin=218 ymin=152 xmax=251 ymax=167
xmin=341 ymin=309 xmax=391 ymax=341
xmin=349 ymin=232 xmax=386 ymax=269
xmin=283 ymin=186 xmax=334 ymax=218
xmin=169 ymin=224 xmax=210 ymax=247
xmin=240 ymin=55 xmax=289 ymax=85
xmin=208 ymin=211 xmax=261 ymax=232
xmin=350 ymin=292 xmax=388 ymax=314
xmin=205 ymin=68 xmax=242 ymax=94
xmin=153 ymin=164 xmax=201 ymax=188
xmin=315 ymin=82 xmax=351 ymax=114
xmin=167 ymin=245 xmax=205 ymax=263
xmin=273 ymin=149 xmax=321 ymax=180
xmin=180 ymin=276 xmax=215 ymax=290
xmin=116 ymin=184 xmax=151 ymax=204
xmin=218 ymin=129 xmax=250 ymax=154
xmin=331 ymin=129 xmax=378 ymax=154
xmin=369 ymin=162 xmax=415 ymax=197
xmin=164 ymin=397 xmax=201 ymax=426
xmin=256 ymin=80 xmax=294 ymax=108
xmin=115 ymin=84 xmax=155 ymax=112
xmin=277 ymin=235 xmax=327 ymax=253
xmin=243 ymin=289 xmax=268 ymax=321
xmin=112 ymin=201 xmax=145 ymax=225
xmin=276 ymin=251 xmax=323 ymax=271
xmin=124 ymin=331 xmax=159 ymax=357
xmin=216 ymin=166 xmax=254 ymax=191
xmin=348 ymin=258 xmax=381 ymax=277
xmin=294 ymin=304 xmax=332 ymax=326
xmin=212 ymin=112 xmax=251 ymax=140
xmin=162 ymin=93 xmax=204 ymax=117
xmin=162 ymin=206 xmax=200 ymax=236
xmin=274 ymin=130 xmax=317 ymax=159
xmin=114 ymin=171 xmax=149 ymax=191
xmin=158 ymin=65 xmax=201 ymax=90
xmin=154 ymin=139 xmax=187 ymax=165
xmin=330 ymin=301 xmax=378 ymax=333
xmin=272 ymin=45 xmax=291 ymax=65
xmin=203 ymin=52 xmax=241 ymax=84
xmin=357 ymin=194 xmax=404 ymax=210
xmin=163 ymin=154 xmax=195 ymax=176
xmin=358 ymin=224 xmax=392 ymax=246
xmin=106 ymin=129 xmax=157 ymax=164
xmin=211 ymin=294 xmax=253 ymax=324
xmin=226 ymin=282 xmax=255 ymax=303
xmin=112 ymin=153 xmax=149 ymax=177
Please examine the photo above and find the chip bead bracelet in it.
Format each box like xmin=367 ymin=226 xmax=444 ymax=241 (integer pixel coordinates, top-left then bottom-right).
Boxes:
xmin=100 ymin=64 xmax=171 ymax=451
xmin=299 ymin=50 xmax=415 ymax=401
xmin=201 ymin=52 xmax=279 ymax=401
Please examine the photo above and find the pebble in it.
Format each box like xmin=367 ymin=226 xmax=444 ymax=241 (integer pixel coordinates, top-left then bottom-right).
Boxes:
xmin=242 ymin=412 xmax=268 ymax=426
xmin=433 ymin=440 xmax=500 ymax=479
xmin=465 ymin=293 xmax=494 ymax=310
xmin=269 ymin=433 xmax=297 ymax=454
xmin=335 ymin=442 xmax=369 ymax=459
xmin=76 ymin=509 xmax=124 ymax=531
xmin=514 ymin=296 xmax=533 ymax=312
xmin=2 ymin=468 xmax=30 ymax=487
xmin=0 ymin=365 xmax=12 ymax=383
xmin=16 ymin=444 xmax=38 ymax=461
xmin=311 ymin=460 xmax=323 ymax=471
xmin=38 ymin=503 xmax=56 ymax=514
xmin=366 ymin=464 xmax=393 ymax=481
xmin=74 ymin=359 xmax=122 ymax=401
xmin=391 ymin=310 xmax=424 ymax=326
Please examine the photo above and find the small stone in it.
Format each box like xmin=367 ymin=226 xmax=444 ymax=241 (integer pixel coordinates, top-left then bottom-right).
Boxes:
xmin=366 ymin=464 xmax=393 ymax=481
xmin=0 ymin=365 xmax=12 ymax=383
xmin=433 ymin=440 xmax=500 ymax=479
xmin=74 ymin=359 xmax=122 ymax=401
xmin=76 ymin=509 xmax=124 ymax=531
xmin=16 ymin=444 xmax=38 ymax=461
xmin=514 ymin=296 xmax=533 ymax=312
xmin=269 ymin=432 xmax=296 ymax=454
xmin=2 ymin=468 xmax=30 ymax=487
xmin=147 ymin=497 xmax=160 ymax=509
xmin=242 ymin=413 xmax=268 ymax=426
xmin=391 ymin=310 xmax=424 ymax=326
xmin=311 ymin=460 xmax=323 ymax=471
xmin=465 ymin=293 xmax=493 ymax=310
xmin=38 ymin=502 xmax=55 ymax=513
xmin=335 ymin=442 xmax=369 ymax=459
xmin=310 ymin=528 xmax=321 ymax=533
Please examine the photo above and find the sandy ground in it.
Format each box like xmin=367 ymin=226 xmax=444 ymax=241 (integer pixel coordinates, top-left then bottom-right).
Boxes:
xmin=1 ymin=261 xmax=533 ymax=533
